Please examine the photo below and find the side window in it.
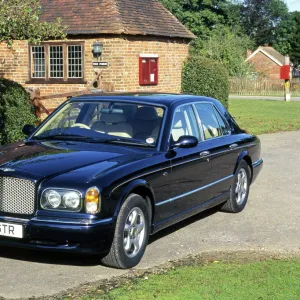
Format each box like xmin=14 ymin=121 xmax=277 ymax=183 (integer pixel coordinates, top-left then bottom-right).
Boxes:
xmin=171 ymin=105 xmax=199 ymax=142
xmin=213 ymin=107 xmax=231 ymax=135
xmin=195 ymin=103 xmax=222 ymax=140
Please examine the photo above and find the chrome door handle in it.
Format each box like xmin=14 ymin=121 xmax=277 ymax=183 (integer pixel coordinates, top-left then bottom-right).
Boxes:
xmin=229 ymin=143 xmax=238 ymax=150
xmin=200 ymin=151 xmax=210 ymax=157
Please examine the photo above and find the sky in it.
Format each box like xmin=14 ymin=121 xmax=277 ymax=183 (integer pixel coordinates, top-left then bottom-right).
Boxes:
xmin=285 ymin=0 xmax=300 ymax=12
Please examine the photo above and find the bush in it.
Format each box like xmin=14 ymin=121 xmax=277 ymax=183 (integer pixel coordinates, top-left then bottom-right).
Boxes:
xmin=0 ymin=78 xmax=38 ymax=145
xmin=182 ymin=56 xmax=229 ymax=108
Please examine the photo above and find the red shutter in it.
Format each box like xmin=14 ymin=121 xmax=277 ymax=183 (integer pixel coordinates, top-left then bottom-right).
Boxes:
xmin=139 ymin=57 xmax=158 ymax=85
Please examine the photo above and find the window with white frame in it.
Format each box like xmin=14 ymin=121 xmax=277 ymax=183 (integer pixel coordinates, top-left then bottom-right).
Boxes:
xmin=31 ymin=46 xmax=46 ymax=78
xmin=68 ymin=45 xmax=83 ymax=78
xmin=30 ymin=43 xmax=84 ymax=82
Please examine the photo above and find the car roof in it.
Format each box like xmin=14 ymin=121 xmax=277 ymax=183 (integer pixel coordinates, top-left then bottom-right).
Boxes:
xmin=71 ymin=92 xmax=219 ymax=108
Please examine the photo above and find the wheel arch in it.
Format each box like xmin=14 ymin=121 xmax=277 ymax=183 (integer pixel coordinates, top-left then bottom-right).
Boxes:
xmin=235 ymin=151 xmax=253 ymax=181
xmin=113 ymin=179 xmax=155 ymax=227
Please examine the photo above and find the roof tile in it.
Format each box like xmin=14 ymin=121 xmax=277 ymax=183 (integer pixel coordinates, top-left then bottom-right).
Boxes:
xmin=40 ymin=0 xmax=195 ymax=39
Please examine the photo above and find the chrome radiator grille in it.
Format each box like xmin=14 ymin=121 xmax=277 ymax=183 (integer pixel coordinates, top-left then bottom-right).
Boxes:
xmin=0 ymin=176 xmax=35 ymax=215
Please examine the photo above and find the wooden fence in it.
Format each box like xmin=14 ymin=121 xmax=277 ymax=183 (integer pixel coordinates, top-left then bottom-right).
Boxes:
xmin=230 ymin=78 xmax=300 ymax=97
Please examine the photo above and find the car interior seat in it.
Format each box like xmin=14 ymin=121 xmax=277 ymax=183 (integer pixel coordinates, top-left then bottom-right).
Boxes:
xmin=131 ymin=106 xmax=159 ymax=139
xmin=92 ymin=111 xmax=133 ymax=138
xmin=171 ymin=111 xmax=187 ymax=141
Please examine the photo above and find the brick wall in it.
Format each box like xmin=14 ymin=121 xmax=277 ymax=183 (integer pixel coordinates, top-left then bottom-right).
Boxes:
xmin=0 ymin=35 xmax=189 ymax=117
xmin=248 ymin=51 xmax=281 ymax=79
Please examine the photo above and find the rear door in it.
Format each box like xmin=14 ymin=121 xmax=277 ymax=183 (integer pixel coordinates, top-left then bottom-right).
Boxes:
xmin=194 ymin=103 xmax=239 ymax=200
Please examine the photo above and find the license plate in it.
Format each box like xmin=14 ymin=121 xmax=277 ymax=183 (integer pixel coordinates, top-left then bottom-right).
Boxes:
xmin=0 ymin=222 xmax=23 ymax=239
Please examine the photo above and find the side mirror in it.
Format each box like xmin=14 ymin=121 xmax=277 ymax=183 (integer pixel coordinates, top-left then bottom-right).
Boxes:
xmin=22 ymin=124 xmax=36 ymax=136
xmin=170 ymin=135 xmax=198 ymax=149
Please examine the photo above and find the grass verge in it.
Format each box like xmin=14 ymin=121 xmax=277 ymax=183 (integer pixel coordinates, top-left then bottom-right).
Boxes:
xmin=75 ymin=258 xmax=300 ymax=300
xmin=229 ymin=99 xmax=300 ymax=135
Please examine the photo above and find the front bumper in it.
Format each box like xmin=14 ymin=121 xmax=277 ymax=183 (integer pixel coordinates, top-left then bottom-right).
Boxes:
xmin=0 ymin=215 xmax=115 ymax=254
xmin=252 ymin=158 xmax=263 ymax=183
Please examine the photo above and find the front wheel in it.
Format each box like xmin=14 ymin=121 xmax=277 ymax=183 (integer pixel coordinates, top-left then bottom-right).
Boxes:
xmin=220 ymin=160 xmax=251 ymax=213
xmin=101 ymin=194 xmax=150 ymax=269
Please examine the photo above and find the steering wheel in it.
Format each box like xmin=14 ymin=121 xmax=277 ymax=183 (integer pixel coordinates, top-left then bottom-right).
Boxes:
xmin=71 ymin=123 xmax=91 ymax=130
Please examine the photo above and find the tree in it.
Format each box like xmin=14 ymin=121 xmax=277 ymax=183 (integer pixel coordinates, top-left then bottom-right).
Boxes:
xmin=289 ymin=12 xmax=300 ymax=67
xmin=159 ymin=0 xmax=231 ymax=38
xmin=191 ymin=26 xmax=254 ymax=77
xmin=241 ymin=0 xmax=289 ymax=47
xmin=273 ymin=12 xmax=297 ymax=56
xmin=159 ymin=0 xmax=252 ymax=77
xmin=0 ymin=0 xmax=66 ymax=48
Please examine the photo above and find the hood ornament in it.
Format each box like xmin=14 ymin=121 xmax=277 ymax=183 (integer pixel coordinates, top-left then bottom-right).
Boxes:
xmin=0 ymin=168 xmax=15 ymax=172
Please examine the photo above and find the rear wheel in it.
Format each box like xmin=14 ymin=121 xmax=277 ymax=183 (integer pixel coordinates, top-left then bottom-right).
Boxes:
xmin=221 ymin=160 xmax=251 ymax=213
xmin=101 ymin=194 xmax=150 ymax=269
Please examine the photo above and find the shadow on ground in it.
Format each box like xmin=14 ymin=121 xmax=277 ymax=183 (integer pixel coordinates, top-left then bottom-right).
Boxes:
xmin=0 ymin=207 xmax=220 ymax=267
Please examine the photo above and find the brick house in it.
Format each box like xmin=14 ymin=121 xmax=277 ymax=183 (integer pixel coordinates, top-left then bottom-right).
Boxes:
xmin=246 ymin=46 xmax=288 ymax=79
xmin=0 ymin=0 xmax=195 ymax=114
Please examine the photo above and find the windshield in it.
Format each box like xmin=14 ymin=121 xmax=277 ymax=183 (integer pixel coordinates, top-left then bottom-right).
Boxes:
xmin=33 ymin=100 xmax=165 ymax=147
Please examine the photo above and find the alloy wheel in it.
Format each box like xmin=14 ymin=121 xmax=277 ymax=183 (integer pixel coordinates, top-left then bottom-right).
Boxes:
xmin=235 ymin=168 xmax=248 ymax=205
xmin=123 ymin=207 xmax=146 ymax=258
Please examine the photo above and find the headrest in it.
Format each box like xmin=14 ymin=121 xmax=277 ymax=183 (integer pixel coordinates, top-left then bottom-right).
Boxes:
xmin=113 ymin=105 xmax=137 ymax=120
xmin=135 ymin=106 xmax=158 ymax=121
xmin=100 ymin=112 xmax=126 ymax=124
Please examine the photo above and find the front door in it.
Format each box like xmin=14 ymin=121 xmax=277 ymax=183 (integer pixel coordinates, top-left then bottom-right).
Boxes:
xmin=168 ymin=104 xmax=211 ymax=214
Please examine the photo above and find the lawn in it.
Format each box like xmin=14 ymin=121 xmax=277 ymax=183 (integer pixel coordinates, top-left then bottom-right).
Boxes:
xmin=76 ymin=259 xmax=300 ymax=300
xmin=229 ymin=99 xmax=300 ymax=135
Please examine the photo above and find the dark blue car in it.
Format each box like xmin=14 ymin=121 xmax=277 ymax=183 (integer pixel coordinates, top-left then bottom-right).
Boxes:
xmin=0 ymin=93 xmax=263 ymax=268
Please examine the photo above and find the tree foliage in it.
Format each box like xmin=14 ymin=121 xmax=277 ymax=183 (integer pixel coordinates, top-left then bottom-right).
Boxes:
xmin=0 ymin=78 xmax=38 ymax=145
xmin=0 ymin=0 xmax=66 ymax=48
xmin=289 ymin=12 xmax=300 ymax=67
xmin=182 ymin=56 xmax=229 ymax=108
xmin=273 ymin=12 xmax=297 ymax=56
xmin=191 ymin=26 xmax=254 ymax=77
xmin=240 ymin=0 xmax=289 ymax=47
xmin=159 ymin=0 xmax=232 ymax=38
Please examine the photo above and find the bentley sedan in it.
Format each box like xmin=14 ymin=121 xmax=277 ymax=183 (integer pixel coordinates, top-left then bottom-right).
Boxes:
xmin=0 ymin=93 xmax=263 ymax=268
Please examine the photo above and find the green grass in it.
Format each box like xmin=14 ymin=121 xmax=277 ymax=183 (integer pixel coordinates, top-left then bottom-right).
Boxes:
xmin=77 ymin=259 xmax=300 ymax=300
xmin=229 ymin=99 xmax=300 ymax=135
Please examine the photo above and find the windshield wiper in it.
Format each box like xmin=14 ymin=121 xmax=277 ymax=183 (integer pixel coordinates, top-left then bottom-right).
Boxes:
xmin=33 ymin=135 xmax=155 ymax=147
xmin=89 ymin=137 xmax=155 ymax=147
xmin=32 ymin=134 xmax=90 ymax=141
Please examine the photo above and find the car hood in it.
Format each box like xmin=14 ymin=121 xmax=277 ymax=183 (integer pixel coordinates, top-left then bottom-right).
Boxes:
xmin=0 ymin=140 xmax=149 ymax=180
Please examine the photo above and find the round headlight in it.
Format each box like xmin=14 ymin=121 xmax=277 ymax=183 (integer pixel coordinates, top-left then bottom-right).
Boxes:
xmin=46 ymin=190 xmax=61 ymax=208
xmin=63 ymin=191 xmax=81 ymax=209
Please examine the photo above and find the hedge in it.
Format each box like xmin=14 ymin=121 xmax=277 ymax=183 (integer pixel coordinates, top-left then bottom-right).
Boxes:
xmin=0 ymin=78 xmax=38 ymax=145
xmin=182 ymin=56 xmax=229 ymax=108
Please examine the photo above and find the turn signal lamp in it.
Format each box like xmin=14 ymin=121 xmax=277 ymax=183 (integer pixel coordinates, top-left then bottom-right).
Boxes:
xmin=85 ymin=187 xmax=100 ymax=214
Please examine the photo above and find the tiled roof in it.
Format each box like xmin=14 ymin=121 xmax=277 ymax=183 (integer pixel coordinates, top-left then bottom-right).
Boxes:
xmin=259 ymin=47 xmax=286 ymax=65
xmin=40 ymin=0 xmax=196 ymax=39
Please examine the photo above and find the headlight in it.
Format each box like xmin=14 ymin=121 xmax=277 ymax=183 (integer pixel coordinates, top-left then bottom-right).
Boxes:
xmin=41 ymin=189 xmax=82 ymax=212
xmin=85 ymin=187 xmax=101 ymax=214
xmin=45 ymin=190 xmax=61 ymax=208
xmin=63 ymin=191 xmax=81 ymax=209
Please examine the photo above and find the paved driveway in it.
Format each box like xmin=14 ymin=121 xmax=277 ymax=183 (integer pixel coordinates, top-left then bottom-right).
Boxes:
xmin=0 ymin=131 xmax=299 ymax=299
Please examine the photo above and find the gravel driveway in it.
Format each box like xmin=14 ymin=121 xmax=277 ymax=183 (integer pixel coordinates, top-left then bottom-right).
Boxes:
xmin=0 ymin=131 xmax=299 ymax=299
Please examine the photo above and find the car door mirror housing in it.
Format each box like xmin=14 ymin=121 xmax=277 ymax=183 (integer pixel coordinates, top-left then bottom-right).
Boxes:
xmin=22 ymin=124 xmax=36 ymax=136
xmin=170 ymin=135 xmax=198 ymax=149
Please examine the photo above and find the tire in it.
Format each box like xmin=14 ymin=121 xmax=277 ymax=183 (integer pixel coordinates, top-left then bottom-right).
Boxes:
xmin=101 ymin=194 xmax=150 ymax=269
xmin=220 ymin=160 xmax=251 ymax=213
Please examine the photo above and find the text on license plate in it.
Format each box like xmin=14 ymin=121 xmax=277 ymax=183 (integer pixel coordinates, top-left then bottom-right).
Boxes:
xmin=0 ymin=222 xmax=23 ymax=239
